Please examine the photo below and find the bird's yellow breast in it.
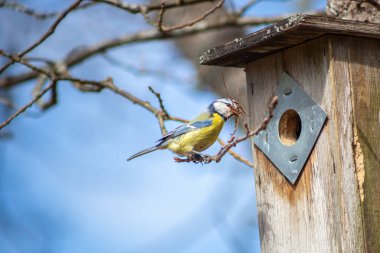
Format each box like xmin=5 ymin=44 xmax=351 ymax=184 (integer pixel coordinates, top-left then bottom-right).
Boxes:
xmin=167 ymin=113 xmax=225 ymax=155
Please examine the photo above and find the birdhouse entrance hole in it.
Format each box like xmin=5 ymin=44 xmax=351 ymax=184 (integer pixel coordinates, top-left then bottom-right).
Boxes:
xmin=279 ymin=109 xmax=301 ymax=146
xmin=251 ymin=73 xmax=327 ymax=184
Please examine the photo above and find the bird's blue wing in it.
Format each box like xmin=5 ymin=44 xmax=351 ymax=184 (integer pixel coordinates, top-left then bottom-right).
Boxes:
xmin=190 ymin=120 xmax=213 ymax=129
xmin=172 ymin=120 xmax=213 ymax=137
xmin=157 ymin=119 xmax=212 ymax=145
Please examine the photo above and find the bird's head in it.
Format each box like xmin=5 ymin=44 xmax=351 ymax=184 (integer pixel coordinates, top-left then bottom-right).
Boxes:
xmin=209 ymin=98 xmax=246 ymax=120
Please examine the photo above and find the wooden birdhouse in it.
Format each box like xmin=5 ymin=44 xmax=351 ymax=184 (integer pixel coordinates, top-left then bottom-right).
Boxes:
xmin=200 ymin=15 xmax=380 ymax=252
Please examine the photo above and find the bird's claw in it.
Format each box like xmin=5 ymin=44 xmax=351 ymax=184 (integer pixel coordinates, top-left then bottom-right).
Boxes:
xmin=173 ymin=153 xmax=213 ymax=164
xmin=190 ymin=153 xmax=204 ymax=164
xmin=190 ymin=153 xmax=213 ymax=164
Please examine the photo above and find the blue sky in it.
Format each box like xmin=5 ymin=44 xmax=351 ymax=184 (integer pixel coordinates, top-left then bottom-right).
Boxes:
xmin=0 ymin=0 xmax=325 ymax=252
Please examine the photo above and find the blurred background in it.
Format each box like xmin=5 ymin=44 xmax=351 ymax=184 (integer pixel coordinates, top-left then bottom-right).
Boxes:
xmin=0 ymin=0 xmax=324 ymax=252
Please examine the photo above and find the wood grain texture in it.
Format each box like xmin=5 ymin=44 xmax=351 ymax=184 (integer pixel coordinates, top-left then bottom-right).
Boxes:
xmin=246 ymin=34 xmax=379 ymax=252
xmin=345 ymin=36 xmax=380 ymax=253
xmin=200 ymin=15 xmax=380 ymax=67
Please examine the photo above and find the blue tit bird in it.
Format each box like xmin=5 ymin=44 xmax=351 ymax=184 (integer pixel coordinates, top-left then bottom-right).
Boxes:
xmin=127 ymin=98 xmax=242 ymax=161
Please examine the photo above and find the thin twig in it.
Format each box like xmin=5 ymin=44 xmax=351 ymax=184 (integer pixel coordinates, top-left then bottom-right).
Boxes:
xmin=157 ymin=116 xmax=167 ymax=135
xmin=148 ymin=86 xmax=169 ymax=118
xmin=21 ymin=0 xmax=82 ymax=55
xmin=24 ymin=57 xmax=56 ymax=65
xmin=236 ymin=0 xmax=257 ymax=17
xmin=39 ymin=82 xmax=58 ymax=110
xmin=33 ymin=74 xmax=49 ymax=106
xmin=102 ymin=79 xmax=159 ymax=114
xmin=160 ymin=0 xmax=225 ymax=32
xmin=149 ymin=85 xmax=170 ymax=135
xmin=0 ymin=0 xmax=83 ymax=74
xmin=0 ymin=80 xmax=57 ymax=130
xmin=0 ymin=1 xmax=95 ymax=19
xmin=0 ymin=50 xmax=52 ymax=77
xmin=166 ymin=116 xmax=188 ymax=123
xmin=157 ymin=1 xmax=166 ymax=32
xmin=217 ymin=138 xmax=253 ymax=167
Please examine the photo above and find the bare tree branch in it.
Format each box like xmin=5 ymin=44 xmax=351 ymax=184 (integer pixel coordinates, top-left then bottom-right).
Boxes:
xmin=0 ymin=1 xmax=317 ymax=168
xmin=0 ymin=50 xmax=52 ymax=77
xmin=38 ymin=81 xmax=58 ymax=110
xmin=0 ymin=0 xmax=83 ymax=74
xmin=0 ymin=80 xmax=57 ymax=130
xmin=236 ymin=0 xmax=258 ymax=17
xmin=22 ymin=0 xmax=81 ymax=52
xmin=148 ymin=85 xmax=169 ymax=135
xmin=217 ymin=138 xmax=254 ymax=167
xmin=0 ymin=49 xmax=256 ymax=167
xmin=148 ymin=86 xmax=170 ymax=119
xmin=0 ymin=11 xmax=325 ymax=89
xmin=157 ymin=1 xmax=166 ymax=32
xmin=159 ymin=0 xmax=225 ymax=32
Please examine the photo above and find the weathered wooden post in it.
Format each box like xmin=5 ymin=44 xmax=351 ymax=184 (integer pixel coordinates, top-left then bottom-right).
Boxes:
xmin=200 ymin=15 xmax=379 ymax=253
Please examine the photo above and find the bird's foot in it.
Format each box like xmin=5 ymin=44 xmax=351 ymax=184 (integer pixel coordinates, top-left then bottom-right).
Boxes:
xmin=173 ymin=153 xmax=214 ymax=164
xmin=190 ymin=153 xmax=213 ymax=164
xmin=190 ymin=153 xmax=204 ymax=164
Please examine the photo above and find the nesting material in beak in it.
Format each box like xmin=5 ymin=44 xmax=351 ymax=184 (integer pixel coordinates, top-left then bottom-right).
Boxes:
xmin=227 ymin=99 xmax=247 ymax=136
xmin=228 ymin=99 xmax=247 ymax=116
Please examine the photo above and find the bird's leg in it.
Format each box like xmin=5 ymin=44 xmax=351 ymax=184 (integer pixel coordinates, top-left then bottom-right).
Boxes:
xmin=173 ymin=153 xmax=199 ymax=163
xmin=173 ymin=156 xmax=186 ymax=163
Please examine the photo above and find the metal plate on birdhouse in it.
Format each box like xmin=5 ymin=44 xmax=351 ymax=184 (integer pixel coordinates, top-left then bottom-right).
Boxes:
xmin=253 ymin=73 xmax=327 ymax=184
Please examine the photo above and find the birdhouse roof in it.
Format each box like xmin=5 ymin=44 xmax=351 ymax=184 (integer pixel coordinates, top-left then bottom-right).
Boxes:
xmin=199 ymin=15 xmax=380 ymax=67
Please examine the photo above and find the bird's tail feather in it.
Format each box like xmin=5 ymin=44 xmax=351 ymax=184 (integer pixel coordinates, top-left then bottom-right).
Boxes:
xmin=127 ymin=146 xmax=160 ymax=161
